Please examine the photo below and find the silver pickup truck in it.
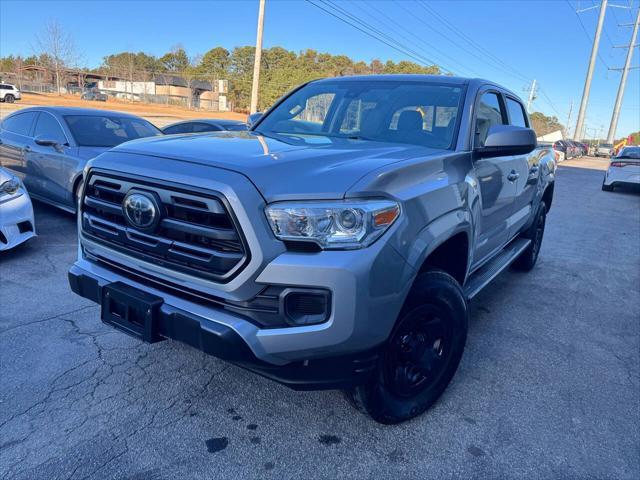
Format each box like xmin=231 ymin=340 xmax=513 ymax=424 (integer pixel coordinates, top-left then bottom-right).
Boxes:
xmin=68 ymin=75 xmax=555 ymax=424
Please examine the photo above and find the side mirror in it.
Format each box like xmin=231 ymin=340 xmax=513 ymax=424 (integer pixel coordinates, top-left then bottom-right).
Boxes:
xmin=476 ymin=125 xmax=537 ymax=157
xmin=35 ymin=136 xmax=58 ymax=147
xmin=35 ymin=135 xmax=65 ymax=152
xmin=247 ymin=112 xmax=263 ymax=127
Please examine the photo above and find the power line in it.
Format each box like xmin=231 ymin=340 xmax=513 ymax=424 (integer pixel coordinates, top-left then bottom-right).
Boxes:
xmin=347 ymin=0 xmax=479 ymax=77
xmin=305 ymin=0 xmax=455 ymax=74
xmin=416 ymin=0 xmax=534 ymax=84
xmin=566 ymin=0 xmax=611 ymax=69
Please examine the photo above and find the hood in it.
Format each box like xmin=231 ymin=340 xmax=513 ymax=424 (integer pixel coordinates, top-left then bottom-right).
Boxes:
xmin=77 ymin=146 xmax=112 ymax=160
xmin=112 ymin=131 xmax=445 ymax=200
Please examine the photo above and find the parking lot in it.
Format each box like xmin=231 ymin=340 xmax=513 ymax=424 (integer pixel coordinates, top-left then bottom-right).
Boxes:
xmin=0 ymin=157 xmax=638 ymax=479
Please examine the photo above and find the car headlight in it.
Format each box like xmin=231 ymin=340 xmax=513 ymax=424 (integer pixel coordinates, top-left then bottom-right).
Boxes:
xmin=265 ymin=199 xmax=400 ymax=250
xmin=0 ymin=176 xmax=21 ymax=197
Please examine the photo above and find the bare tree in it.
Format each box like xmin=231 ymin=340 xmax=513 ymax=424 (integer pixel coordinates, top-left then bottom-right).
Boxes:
xmin=35 ymin=20 xmax=78 ymax=95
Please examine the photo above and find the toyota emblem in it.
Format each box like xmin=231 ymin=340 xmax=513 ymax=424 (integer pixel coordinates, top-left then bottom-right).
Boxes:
xmin=122 ymin=192 xmax=159 ymax=230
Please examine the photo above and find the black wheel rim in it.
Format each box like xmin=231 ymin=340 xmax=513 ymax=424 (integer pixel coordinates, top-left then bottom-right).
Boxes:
xmin=531 ymin=210 xmax=545 ymax=260
xmin=384 ymin=305 xmax=453 ymax=398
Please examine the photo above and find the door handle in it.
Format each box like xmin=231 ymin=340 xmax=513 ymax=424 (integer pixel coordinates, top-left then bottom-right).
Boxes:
xmin=507 ymin=171 xmax=520 ymax=182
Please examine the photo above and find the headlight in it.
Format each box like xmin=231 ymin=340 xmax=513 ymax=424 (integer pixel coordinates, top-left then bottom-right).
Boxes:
xmin=0 ymin=177 xmax=21 ymax=197
xmin=265 ymin=199 xmax=400 ymax=250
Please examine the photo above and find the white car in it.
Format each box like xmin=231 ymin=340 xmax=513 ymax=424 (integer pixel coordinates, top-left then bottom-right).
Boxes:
xmin=0 ymin=168 xmax=36 ymax=250
xmin=602 ymin=146 xmax=640 ymax=191
xmin=595 ymin=143 xmax=614 ymax=158
xmin=0 ymin=83 xmax=22 ymax=103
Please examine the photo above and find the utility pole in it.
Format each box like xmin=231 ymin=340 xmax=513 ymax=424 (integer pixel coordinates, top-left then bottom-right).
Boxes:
xmin=526 ymin=79 xmax=537 ymax=112
xmin=250 ymin=0 xmax=266 ymax=114
xmin=573 ymin=0 xmax=608 ymax=141
xmin=565 ymin=100 xmax=573 ymax=138
xmin=606 ymin=7 xmax=640 ymax=144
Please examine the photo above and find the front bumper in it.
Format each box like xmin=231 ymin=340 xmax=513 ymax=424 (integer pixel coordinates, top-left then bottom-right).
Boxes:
xmin=69 ymin=265 xmax=381 ymax=390
xmin=0 ymin=191 xmax=36 ymax=251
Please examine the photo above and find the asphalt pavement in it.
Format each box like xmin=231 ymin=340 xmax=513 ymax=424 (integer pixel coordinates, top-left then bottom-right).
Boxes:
xmin=1 ymin=157 xmax=638 ymax=480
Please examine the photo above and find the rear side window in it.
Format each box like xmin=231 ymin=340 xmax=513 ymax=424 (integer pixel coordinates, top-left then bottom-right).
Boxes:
xmin=163 ymin=123 xmax=191 ymax=134
xmin=192 ymin=123 xmax=220 ymax=132
xmin=2 ymin=112 xmax=37 ymax=136
xmin=475 ymin=92 xmax=505 ymax=147
xmin=506 ymin=98 xmax=528 ymax=128
xmin=34 ymin=113 xmax=67 ymax=145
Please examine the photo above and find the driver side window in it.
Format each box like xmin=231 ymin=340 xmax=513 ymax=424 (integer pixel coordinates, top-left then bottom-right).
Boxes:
xmin=475 ymin=92 xmax=505 ymax=147
xmin=34 ymin=113 xmax=67 ymax=145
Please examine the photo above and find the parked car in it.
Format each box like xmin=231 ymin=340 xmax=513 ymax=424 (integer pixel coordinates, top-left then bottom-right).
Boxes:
xmin=162 ymin=119 xmax=248 ymax=134
xmin=0 ymin=167 xmax=35 ymax=251
xmin=0 ymin=107 xmax=162 ymax=213
xmin=551 ymin=141 xmax=566 ymax=162
xmin=602 ymin=146 xmax=640 ymax=191
xmin=595 ymin=143 xmax=614 ymax=158
xmin=81 ymin=88 xmax=108 ymax=102
xmin=565 ymin=140 xmax=581 ymax=158
xmin=68 ymin=75 xmax=555 ymax=424
xmin=0 ymin=83 xmax=21 ymax=103
xmin=553 ymin=140 xmax=570 ymax=160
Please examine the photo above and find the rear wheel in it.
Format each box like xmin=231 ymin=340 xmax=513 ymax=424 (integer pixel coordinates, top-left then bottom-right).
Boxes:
xmin=345 ymin=269 xmax=468 ymax=424
xmin=4 ymin=94 xmax=14 ymax=103
xmin=513 ymin=201 xmax=546 ymax=271
xmin=601 ymin=181 xmax=614 ymax=192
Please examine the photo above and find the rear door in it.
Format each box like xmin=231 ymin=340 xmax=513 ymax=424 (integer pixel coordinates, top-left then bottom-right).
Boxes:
xmin=0 ymin=111 xmax=38 ymax=184
xmin=31 ymin=111 xmax=74 ymax=205
xmin=504 ymin=95 xmax=538 ymax=238
xmin=471 ymin=89 xmax=517 ymax=268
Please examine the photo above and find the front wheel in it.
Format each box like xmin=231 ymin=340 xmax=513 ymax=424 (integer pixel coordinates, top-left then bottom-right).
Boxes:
xmin=345 ymin=270 xmax=468 ymax=424
xmin=4 ymin=94 xmax=14 ymax=103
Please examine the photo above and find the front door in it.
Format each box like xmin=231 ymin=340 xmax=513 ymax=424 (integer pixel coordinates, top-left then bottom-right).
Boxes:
xmin=30 ymin=112 xmax=74 ymax=205
xmin=471 ymin=90 xmax=517 ymax=269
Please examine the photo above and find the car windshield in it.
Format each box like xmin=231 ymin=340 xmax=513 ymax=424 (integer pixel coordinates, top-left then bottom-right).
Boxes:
xmin=254 ymin=80 xmax=464 ymax=149
xmin=600 ymin=144 xmax=613 ymax=148
xmin=64 ymin=115 xmax=162 ymax=147
xmin=617 ymin=147 xmax=640 ymax=159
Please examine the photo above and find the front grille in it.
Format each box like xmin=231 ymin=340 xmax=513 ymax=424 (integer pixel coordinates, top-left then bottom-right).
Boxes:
xmin=81 ymin=171 xmax=250 ymax=282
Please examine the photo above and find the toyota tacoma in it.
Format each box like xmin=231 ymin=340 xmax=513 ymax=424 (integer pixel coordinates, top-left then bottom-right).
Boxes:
xmin=68 ymin=75 xmax=555 ymax=424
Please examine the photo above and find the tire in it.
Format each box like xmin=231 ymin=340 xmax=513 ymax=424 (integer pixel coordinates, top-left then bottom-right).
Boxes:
xmin=5 ymin=94 xmax=14 ymax=104
xmin=601 ymin=182 xmax=614 ymax=192
xmin=345 ymin=269 xmax=468 ymax=424
xmin=512 ymin=201 xmax=546 ymax=271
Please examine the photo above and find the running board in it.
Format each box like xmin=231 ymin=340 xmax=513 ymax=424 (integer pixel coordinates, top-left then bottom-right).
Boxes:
xmin=463 ymin=238 xmax=531 ymax=300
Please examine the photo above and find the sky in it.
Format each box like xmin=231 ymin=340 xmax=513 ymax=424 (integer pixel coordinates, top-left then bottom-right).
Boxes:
xmin=1 ymin=0 xmax=638 ymax=139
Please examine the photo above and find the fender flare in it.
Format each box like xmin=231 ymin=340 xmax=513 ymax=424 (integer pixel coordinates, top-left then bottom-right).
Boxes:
xmin=404 ymin=208 xmax=473 ymax=284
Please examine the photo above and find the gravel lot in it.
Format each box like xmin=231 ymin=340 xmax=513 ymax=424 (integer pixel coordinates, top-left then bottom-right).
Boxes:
xmin=1 ymin=157 xmax=638 ymax=480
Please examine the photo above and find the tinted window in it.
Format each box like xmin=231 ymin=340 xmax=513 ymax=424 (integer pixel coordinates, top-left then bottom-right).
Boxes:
xmin=2 ymin=112 xmax=37 ymax=136
xmin=224 ymin=123 xmax=248 ymax=131
xmin=192 ymin=123 xmax=220 ymax=133
xmin=0 ymin=85 xmax=10 ymax=90
xmin=256 ymin=81 xmax=463 ymax=149
xmin=34 ymin=113 xmax=67 ymax=144
xmin=64 ymin=115 xmax=161 ymax=147
xmin=163 ymin=123 xmax=191 ymax=134
xmin=506 ymin=98 xmax=528 ymax=127
xmin=475 ymin=92 xmax=505 ymax=147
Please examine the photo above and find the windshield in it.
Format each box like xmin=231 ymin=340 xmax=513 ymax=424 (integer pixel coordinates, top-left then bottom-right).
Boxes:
xmin=617 ymin=147 xmax=640 ymax=159
xmin=255 ymin=80 xmax=464 ymax=149
xmin=600 ymin=144 xmax=613 ymax=148
xmin=64 ymin=115 xmax=162 ymax=147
